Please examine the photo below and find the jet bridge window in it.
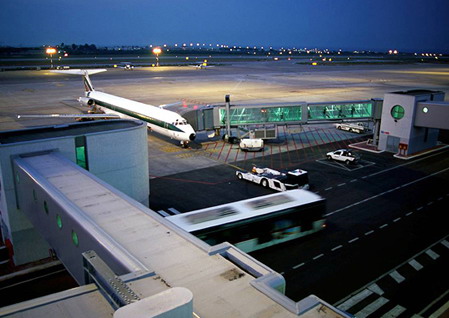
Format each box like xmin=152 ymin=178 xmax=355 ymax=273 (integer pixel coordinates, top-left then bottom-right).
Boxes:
xmin=75 ymin=136 xmax=89 ymax=170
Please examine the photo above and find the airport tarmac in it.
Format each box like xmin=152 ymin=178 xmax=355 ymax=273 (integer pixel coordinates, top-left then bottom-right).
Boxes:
xmin=1 ymin=61 xmax=449 ymax=178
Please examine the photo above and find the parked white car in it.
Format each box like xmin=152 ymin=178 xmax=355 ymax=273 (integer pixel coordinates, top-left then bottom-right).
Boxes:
xmin=326 ymin=149 xmax=360 ymax=165
xmin=335 ymin=122 xmax=368 ymax=134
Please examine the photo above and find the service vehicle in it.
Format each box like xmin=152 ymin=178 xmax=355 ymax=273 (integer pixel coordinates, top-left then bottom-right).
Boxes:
xmin=239 ymin=138 xmax=264 ymax=151
xmin=236 ymin=166 xmax=309 ymax=191
xmin=165 ymin=189 xmax=326 ymax=252
xmin=326 ymin=149 xmax=360 ymax=164
xmin=335 ymin=122 xmax=368 ymax=134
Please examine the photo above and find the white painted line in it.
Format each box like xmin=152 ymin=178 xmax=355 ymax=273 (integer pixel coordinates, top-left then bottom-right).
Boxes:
xmin=362 ymin=175 xmax=368 ymax=179
xmin=337 ymin=183 xmax=346 ymax=187
xmin=365 ymin=230 xmax=374 ymax=236
xmin=437 ymin=196 xmax=443 ymax=201
xmin=409 ymin=259 xmax=423 ymax=271
xmin=349 ymin=237 xmax=359 ymax=243
xmin=279 ymin=272 xmax=284 ymax=276
xmin=427 ymin=201 xmax=434 ymax=206
xmin=324 ymin=167 xmax=449 ymax=217
xmin=393 ymin=217 xmax=401 ymax=223
xmin=313 ymin=254 xmax=324 ymax=260
xmin=390 ymin=270 xmax=405 ymax=283
xmin=337 ymin=289 xmax=373 ymax=311
xmin=355 ymin=296 xmax=389 ymax=318
xmin=382 ymin=304 xmax=407 ymax=318
xmin=441 ymin=240 xmax=449 ymax=249
xmin=350 ymin=179 xmax=357 ymax=183
xmin=417 ymin=206 xmax=423 ymax=211
xmin=325 ymin=187 xmax=333 ymax=191
xmin=292 ymin=263 xmax=305 ymax=269
xmin=332 ymin=245 xmax=343 ymax=251
xmin=425 ymin=249 xmax=440 ymax=260
xmin=379 ymin=224 xmax=389 ymax=229
xmin=367 ymin=283 xmax=384 ymax=295
xmin=405 ymin=211 xmax=413 ymax=216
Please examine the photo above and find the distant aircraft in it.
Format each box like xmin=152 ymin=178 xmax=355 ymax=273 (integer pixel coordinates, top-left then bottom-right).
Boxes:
xmin=119 ymin=62 xmax=134 ymax=70
xmin=190 ymin=60 xmax=213 ymax=69
xmin=54 ymin=69 xmax=196 ymax=147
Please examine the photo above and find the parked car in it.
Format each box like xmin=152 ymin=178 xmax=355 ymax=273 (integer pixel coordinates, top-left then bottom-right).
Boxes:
xmin=326 ymin=149 xmax=360 ymax=164
xmin=335 ymin=122 xmax=368 ymax=134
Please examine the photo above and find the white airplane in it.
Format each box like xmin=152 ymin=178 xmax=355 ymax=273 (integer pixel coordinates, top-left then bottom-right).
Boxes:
xmin=54 ymin=69 xmax=196 ymax=147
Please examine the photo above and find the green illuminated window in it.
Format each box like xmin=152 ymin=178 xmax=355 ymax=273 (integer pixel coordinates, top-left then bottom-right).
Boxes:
xmin=391 ymin=105 xmax=405 ymax=120
xmin=56 ymin=214 xmax=63 ymax=229
xmin=72 ymin=230 xmax=79 ymax=247
xmin=75 ymin=136 xmax=88 ymax=170
xmin=220 ymin=106 xmax=302 ymax=125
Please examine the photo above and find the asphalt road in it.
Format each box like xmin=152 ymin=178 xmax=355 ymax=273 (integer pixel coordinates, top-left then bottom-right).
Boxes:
xmin=150 ymin=139 xmax=449 ymax=317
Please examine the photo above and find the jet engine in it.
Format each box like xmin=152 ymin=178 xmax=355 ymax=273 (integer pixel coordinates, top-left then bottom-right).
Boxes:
xmin=78 ymin=97 xmax=96 ymax=107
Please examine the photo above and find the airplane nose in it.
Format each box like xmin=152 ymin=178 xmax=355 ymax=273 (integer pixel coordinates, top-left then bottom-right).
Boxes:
xmin=189 ymin=133 xmax=196 ymax=141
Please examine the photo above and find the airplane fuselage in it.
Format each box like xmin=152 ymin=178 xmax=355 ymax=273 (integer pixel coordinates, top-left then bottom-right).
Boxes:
xmin=82 ymin=91 xmax=196 ymax=145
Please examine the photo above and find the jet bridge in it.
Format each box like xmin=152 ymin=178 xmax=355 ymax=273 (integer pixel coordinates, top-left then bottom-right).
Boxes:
xmin=185 ymin=99 xmax=379 ymax=133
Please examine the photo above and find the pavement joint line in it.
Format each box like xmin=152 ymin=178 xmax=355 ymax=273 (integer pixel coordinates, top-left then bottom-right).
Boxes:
xmin=379 ymin=224 xmax=389 ymax=229
xmin=313 ymin=254 xmax=324 ymax=260
xmin=348 ymin=237 xmax=359 ymax=243
xmin=292 ymin=263 xmax=305 ymax=269
xmin=393 ymin=217 xmax=401 ymax=223
xmin=331 ymin=245 xmax=343 ymax=251
xmin=364 ymin=230 xmax=374 ymax=236
xmin=325 ymin=167 xmax=449 ymax=217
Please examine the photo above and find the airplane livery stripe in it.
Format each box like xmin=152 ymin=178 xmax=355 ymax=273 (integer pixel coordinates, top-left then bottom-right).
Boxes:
xmin=93 ymin=99 xmax=184 ymax=132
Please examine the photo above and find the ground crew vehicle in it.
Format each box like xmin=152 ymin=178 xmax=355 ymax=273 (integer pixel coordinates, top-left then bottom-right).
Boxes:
xmin=236 ymin=166 xmax=309 ymax=191
xmin=335 ymin=122 xmax=368 ymax=133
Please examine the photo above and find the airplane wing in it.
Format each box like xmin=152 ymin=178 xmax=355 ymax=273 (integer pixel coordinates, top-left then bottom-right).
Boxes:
xmin=17 ymin=114 xmax=120 ymax=119
xmin=51 ymin=69 xmax=107 ymax=75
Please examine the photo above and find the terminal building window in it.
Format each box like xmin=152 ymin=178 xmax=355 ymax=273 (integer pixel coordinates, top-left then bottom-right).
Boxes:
xmin=219 ymin=106 xmax=302 ymax=125
xmin=308 ymin=102 xmax=373 ymax=120
xmin=75 ymin=136 xmax=89 ymax=170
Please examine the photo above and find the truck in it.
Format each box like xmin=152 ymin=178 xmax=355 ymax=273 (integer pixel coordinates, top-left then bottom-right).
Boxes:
xmin=335 ymin=122 xmax=368 ymax=134
xmin=236 ymin=166 xmax=309 ymax=191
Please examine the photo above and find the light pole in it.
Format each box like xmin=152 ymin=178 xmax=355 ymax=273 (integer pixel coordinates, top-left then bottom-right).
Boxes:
xmin=46 ymin=47 xmax=57 ymax=69
xmin=152 ymin=47 xmax=162 ymax=67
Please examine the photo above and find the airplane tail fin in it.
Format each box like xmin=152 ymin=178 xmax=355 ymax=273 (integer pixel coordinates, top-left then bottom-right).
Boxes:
xmin=51 ymin=69 xmax=107 ymax=92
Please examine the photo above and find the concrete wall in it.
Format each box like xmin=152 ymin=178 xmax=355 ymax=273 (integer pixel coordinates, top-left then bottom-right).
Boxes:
xmin=0 ymin=120 xmax=149 ymax=265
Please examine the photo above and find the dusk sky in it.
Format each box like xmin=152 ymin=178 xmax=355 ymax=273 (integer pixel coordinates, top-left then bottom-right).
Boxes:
xmin=1 ymin=0 xmax=449 ymax=53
